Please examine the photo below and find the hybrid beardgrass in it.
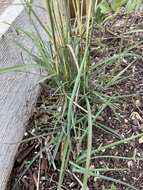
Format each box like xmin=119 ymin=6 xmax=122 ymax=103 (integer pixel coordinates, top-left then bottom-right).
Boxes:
xmin=1 ymin=0 xmax=143 ymax=189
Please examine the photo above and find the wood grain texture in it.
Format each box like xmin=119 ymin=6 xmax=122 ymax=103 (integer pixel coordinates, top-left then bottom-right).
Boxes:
xmin=0 ymin=2 xmax=45 ymax=189
xmin=0 ymin=0 xmax=13 ymax=15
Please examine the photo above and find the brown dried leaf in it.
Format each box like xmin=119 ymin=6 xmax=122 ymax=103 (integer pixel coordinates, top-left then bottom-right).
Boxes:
xmin=16 ymin=142 xmax=35 ymax=164
xmin=32 ymin=173 xmax=38 ymax=187
xmin=61 ymin=138 xmax=66 ymax=159
xmin=41 ymin=158 xmax=48 ymax=171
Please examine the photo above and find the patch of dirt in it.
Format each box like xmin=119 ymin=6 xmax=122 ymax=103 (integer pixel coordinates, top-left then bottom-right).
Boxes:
xmin=6 ymin=13 xmax=143 ymax=190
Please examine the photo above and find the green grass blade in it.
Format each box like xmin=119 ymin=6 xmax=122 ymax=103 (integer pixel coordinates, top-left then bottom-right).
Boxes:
xmin=77 ymin=133 xmax=143 ymax=162
xmin=0 ymin=64 xmax=43 ymax=74
xmin=82 ymin=98 xmax=93 ymax=190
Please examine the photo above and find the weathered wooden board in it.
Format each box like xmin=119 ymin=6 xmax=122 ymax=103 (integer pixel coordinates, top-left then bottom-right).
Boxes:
xmin=0 ymin=1 xmax=45 ymax=189
xmin=0 ymin=0 xmax=13 ymax=15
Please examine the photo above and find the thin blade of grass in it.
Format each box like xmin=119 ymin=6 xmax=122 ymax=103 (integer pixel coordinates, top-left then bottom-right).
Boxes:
xmin=79 ymin=155 xmax=143 ymax=164
xmin=82 ymin=98 xmax=92 ymax=190
xmin=77 ymin=133 xmax=143 ymax=162
xmin=0 ymin=64 xmax=42 ymax=74
xmin=70 ymin=162 xmax=137 ymax=189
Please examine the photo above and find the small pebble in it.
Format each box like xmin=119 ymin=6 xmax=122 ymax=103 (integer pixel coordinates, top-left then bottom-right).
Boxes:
xmin=127 ymin=161 xmax=133 ymax=168
xmin=139 ymin=136 xmax=143 ymax=144
xmin=41 ymin=176 xmax=46 ymax=180
xmin=24 ymin=132 xmax=28 ymax=136
xmin=31 ymin=128 xmax=36 ymax=134
xmin=135 ymin=99 xmax=141 ymax=107
xmin=124 ymin=119 xmax=128 ymax=123
xmin=137 ymin=152 xmax=141 ymax=157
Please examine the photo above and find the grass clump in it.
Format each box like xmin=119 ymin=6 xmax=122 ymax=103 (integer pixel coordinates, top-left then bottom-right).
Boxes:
xmin=1 ymin=0 xmax=143 ymax=189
